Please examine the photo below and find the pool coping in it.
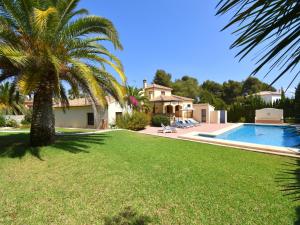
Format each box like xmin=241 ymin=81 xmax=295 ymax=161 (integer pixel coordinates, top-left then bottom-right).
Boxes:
xmin=179 ymin=124 xmax=300 ymax=157
xmin=195 ymin=123 xmax=243 ymax=137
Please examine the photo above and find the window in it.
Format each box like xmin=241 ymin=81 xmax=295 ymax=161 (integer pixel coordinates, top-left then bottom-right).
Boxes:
xmin=161 ymin=91 xmax=165 ymax=96
xmin=116 ymin=112 xmax=122 ymax=118
xmin=149 ymin=91 xmax=154 ymax=99
xmin=187 ymin=104 xmax=191 ymax=108
xmin=87 ymin=113 xmax=94 ymax=126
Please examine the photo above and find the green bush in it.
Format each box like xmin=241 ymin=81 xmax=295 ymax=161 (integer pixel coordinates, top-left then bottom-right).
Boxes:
xmin=151 ymin=114 xmax=170 ymax=127
xmin=5 ymin=118 xmax=19 ymax=128
xmin=0 ymin=114 xmax=5 ymax=127
xmin=285 ymin=117 xmax=296 ymax=124
xmin=116 ymin=112 xmax=149 ymax=131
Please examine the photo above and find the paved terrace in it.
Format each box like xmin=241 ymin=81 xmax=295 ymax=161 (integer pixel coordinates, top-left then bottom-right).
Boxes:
xmin=139 ymin=123 xmax=235 ymax=138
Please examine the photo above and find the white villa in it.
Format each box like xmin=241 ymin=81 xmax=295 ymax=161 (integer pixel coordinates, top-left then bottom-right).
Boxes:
xmin=53 ymin=97 xmax=126 ymax=129
xmin=252 ymin=91 xmax=281 ymax=104
xmin=143 ymin=80 xmax=227 ymax=124
xmin=52 ymin=80 xmax=227 ymax=129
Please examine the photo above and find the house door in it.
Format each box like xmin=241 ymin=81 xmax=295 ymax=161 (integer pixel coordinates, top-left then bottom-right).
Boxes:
xmin=201 ymin=109 xmax=207 ymax=123
xmin=220 ymin=110 xmax=226 ymax=123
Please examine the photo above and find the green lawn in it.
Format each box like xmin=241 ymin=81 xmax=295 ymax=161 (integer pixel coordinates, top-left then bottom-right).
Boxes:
xmin=0 ymin=131 xmax=299 ymax=225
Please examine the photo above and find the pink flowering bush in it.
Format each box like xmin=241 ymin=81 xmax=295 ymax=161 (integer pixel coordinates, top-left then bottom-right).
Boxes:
xmin=129 ymin=96 xmax=139 ymax=108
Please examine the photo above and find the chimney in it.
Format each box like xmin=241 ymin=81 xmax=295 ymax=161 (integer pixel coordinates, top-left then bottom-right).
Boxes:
xmin=143 ymin=79 xmax=147 ymax=89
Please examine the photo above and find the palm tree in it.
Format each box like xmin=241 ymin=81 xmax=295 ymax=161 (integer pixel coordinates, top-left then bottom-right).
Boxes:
xmin=217 ymin=0 xmax=300 ymax=89
xmin=126 ymin=86 xmax=150 ymax=112
xmin=0 ymin=82 xmax=25 ymax=115
xmin=0 ymin=0 xmax=125 ymax=146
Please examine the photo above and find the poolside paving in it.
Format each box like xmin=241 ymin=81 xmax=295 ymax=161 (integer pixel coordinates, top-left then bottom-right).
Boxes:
xmin=139 ymin=123 xmax=300 ymax=158
xmin=139 ymin=123 xmax=235 ymax=138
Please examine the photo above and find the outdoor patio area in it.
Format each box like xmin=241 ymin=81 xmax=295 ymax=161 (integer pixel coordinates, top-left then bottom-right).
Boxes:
xmin=139 ymin=123 xmax=235 ymax=138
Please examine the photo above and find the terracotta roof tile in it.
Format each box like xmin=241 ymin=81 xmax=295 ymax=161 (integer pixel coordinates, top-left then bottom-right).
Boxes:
xmin=53 ymin=96 xmax=116 ymax=108
xmin=150 ymin=95 xmax=193 ymax=102
xmin=145 ymin=83 xmax=173 ymax=90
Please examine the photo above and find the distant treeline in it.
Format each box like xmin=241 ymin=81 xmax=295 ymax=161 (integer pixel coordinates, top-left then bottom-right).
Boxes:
xmin=151 ymin=69 xmax=298 ymax=123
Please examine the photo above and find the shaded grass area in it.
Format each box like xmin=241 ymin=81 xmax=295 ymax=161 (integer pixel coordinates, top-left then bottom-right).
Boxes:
xmin=0 ymin=131 xmax=299 ymax=224
xmin=0 ymin=127 xmax=96 ymax=134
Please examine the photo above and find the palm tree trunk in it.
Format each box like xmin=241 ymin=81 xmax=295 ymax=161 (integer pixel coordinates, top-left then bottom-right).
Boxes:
xmin=30 ymin=84 xmax=55 ymax=147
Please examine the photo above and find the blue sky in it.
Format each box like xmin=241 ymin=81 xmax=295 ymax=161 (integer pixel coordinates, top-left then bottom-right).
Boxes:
xmin=79 ymin=0 xmax=299 ymax=96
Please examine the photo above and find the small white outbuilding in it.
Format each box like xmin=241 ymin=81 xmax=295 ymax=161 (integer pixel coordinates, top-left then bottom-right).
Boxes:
xmin=255 ymin=108 xmax=283 ymax=124
xmin=53 ymin=97 xmax=127 ymax=129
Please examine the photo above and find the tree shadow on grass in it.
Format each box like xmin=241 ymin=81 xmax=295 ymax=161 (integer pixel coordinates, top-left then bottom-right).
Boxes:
xmin=104 ymin=207 xmax=152 ymax=225
xmin=276 ymin=158 xmax=300 ymax=225
xmin=0 ymin=133 xmax=109 ymax=161
xmin=52 ymin=133 xmax=108 ymax=154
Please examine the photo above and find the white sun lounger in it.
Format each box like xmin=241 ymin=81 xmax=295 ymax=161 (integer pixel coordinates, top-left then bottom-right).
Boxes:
xmin=158 ymin=123 xmax=177 ymax=133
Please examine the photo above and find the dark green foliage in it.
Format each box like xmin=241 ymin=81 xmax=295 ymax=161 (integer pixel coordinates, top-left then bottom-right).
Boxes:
xmin=227 ymin=96 xmax=270 ymax=123
xmin=273 ymin=97 xmax=295 ymax=122
xmin=104 ymin=207 xmax=151 ymax=225
xmin=172 ymin=76 xmax=200 ymax=100
xmin=0 ymin=114 xmax=5 ymax=127
xmin=242 ymin=77 xmax=276 ymax=96
xmin=151 ymin=114 xmax=170 ymax=127
xmin=295 ymin=83 xmax=300 ymax=123
xmin=116 ymin=112 xmax=150 ymax=131
xmin=222 ymin=80 xmax=242 ymax=104
xmin=153 ymin=70 xmax=172 ymax=87
xmin=202 ymin=80 xmax=223 ymax=98
xmin=200 ymin=77 xmax=275 ymax=105
xmin=198 ymin=89 xmax=226 ymax=110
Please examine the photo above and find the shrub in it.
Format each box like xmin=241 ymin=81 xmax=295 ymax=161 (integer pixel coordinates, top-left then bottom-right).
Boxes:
xmin=151 ymin=114 xmax=170 ymax=127
xmin=5 ymin=118 xmax=19 ymax=128
xmin=0 ymin=114 xmax=5 ymax=127
xmin=116 ymin=112 xmax=149 ymax=131
xmin=238 ymin=117 xmax=246 ymax=123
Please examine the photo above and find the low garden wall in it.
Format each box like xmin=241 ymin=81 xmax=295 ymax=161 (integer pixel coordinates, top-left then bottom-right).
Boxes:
xmin=4 ymin=115 xmax=25 ymax=124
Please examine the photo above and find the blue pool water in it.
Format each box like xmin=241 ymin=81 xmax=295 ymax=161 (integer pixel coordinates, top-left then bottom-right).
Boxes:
xmin=200 ymin=125 xmax=300 ymax=149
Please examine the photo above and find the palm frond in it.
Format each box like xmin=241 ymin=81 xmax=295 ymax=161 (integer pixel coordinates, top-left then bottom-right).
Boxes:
xmin=63 ymin=16 xmax=123 ymax=50
xmin=0 ymin=45 xmax=29 ymax=67
xmin=217 ymin=0 xmax=300 ymax=85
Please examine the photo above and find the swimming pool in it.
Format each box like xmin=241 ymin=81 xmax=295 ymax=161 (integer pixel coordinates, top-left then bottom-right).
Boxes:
xmin=198 ymin=124 xmax=300 ymax=149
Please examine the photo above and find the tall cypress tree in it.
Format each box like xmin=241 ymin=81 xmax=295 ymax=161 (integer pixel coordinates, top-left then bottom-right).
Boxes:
xmin=295 ymin=83 xmax=300 ymax=123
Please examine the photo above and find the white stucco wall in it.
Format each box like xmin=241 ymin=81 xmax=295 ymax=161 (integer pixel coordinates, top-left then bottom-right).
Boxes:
xmin=4 ymin=115 xmax=25 ymax=124
xmin=261 ymin=95 xmax=281 ymax=104
xmin=145 ymin=88 xmax=172 ymax=99
xmin=255 ymin=108 xmax=283 ymax=121
xmin=107 ymin=101 xmax=127 ymax=126
xmin=210 ymin=111 xmax=220 ymax=124
xmin=54 ymin=106 xmax=107 ymax=128
xmin=193 ymin=104 xmax=227 ymax=123
xmin=193 ymin=104 xmax=215 ymax=123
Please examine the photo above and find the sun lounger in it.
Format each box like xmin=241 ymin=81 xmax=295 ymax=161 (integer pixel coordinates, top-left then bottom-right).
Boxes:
xmin=172 ymin=121 xmax=188 ymax=128
xmin=159 ymin=123 xmax=177 ymax=133
xmin=178 ymin=120 xmax=193 ymax=128
xmin=187 ymin=119 xmax=201 ymax=126
xmin=185 ymin=120 xmax=196 ymax=127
